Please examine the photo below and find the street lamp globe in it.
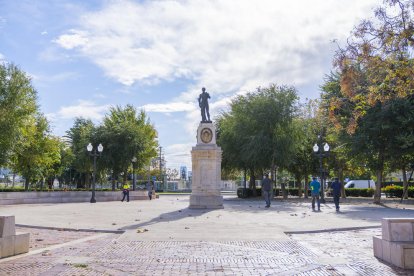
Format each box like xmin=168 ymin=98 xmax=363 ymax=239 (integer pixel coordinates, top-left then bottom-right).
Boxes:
xmin=323 ymin=143 xmax=330 ymax=152
xmin=313 ymin=144 xmax=319 ymax=153
xmin=87 ymin=143 xmax=93 ymax=152
xmin=97 ymin=143 xmax=104 ymax=152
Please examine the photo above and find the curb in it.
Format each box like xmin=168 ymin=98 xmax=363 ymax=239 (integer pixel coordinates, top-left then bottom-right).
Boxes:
xmin=285 ymin=225 xmax=380 ymax=235
xmin=15 ymin=224 xmax=125 ymax=234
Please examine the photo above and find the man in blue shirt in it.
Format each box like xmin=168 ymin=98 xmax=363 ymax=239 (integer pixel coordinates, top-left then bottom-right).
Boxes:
xmin=262 ymin=174 xmax=272 ymax=208
xmin=310 ymin=177 xmax=321 ymax=211
xmin=331 ymin=177 xmax=341 ymax=212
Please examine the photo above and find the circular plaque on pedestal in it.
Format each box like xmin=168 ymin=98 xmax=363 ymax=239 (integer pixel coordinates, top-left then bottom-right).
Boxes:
xmin=200 ymin=128 xmax=213 ymax=143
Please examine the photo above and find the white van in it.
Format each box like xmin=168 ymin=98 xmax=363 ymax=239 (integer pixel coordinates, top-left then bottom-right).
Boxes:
xmin=344 ymin=180 xmax=375 ymax=189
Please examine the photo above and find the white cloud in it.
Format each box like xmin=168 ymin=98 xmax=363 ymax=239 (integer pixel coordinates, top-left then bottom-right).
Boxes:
xmin=142 ymin=102 xmax=194 ymax=113
xmin=32 ymin=71 xmax=79 ymax=83
xmin=0 ymin=53 xmax=4 ymax=61
xmin=0 ymin=16 xmax=5 ymax=28
xmin=56 ymin=100 xmax=110 ymax=120
xmin=54 ymin=0 xmax=379 ymax=143
xmin=55 ymin=0 xmax=378 ymax=93
xmin=164 ymin=143 xmax=192 ymax=170
xmin=54 ymin=29 xmax=89 ymax=49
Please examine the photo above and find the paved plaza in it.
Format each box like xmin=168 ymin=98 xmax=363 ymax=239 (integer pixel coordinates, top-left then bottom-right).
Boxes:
xmin=1 ymin=195 xmax=414 ymax=275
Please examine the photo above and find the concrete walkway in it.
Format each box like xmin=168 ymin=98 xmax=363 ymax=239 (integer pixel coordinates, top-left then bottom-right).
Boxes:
xmin=0 ymin=195 xmax=413 ymax=275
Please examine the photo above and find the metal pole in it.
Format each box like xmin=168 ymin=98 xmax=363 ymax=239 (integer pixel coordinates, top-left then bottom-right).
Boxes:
xmin=319 ymin=147 xmax=326 ymax=204
xmin=148 ymin=163 xmax=151 ymax=190
xmin=159 ymin=147 xmax=162 ymax=191
xmin=90 ymin=150 xmax=97 ymax=203
xmin=132 ymin=164 xmax=136 ymax=191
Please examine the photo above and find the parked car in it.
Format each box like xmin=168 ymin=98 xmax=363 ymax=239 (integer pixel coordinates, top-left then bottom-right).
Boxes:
xmin=344 ymin=180 xmax=375 ymax=189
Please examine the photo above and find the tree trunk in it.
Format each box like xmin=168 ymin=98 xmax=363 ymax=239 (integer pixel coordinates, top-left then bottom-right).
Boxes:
xmin=111 ymin=172 xmax=116 ymax=191
xmin=296 ymin=175 xmax=303 ymax=198
xmin=123 ymin=170 xmax=128 ymax=185
xmin=274 ymin=166 xmax=278 ymax=195
xmin=304 ymin=175 xmax=309 ymax=198
xmin=24 ymin=178 xmax=29 ymax=191
xmin=250 ymin=169 xmax=257 ymax=197
xmin=402 ymin=166 xmax=408 ymax=199
xmin=271 ymin=161 xmax=276 ymax=196
xmin=243 ymin=168 xmax=247 ymax=189
xmin=281 ymin=181 xmax=287 ymax=199
xmin=339 ymin=168 xmax=346 ymax=198
xmin=374 ymin=169 xmax=383 ymax=204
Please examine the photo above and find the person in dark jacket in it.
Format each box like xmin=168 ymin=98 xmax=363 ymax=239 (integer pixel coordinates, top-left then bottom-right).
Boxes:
xmin=331 ymin=177 xmax=341 ymax=212
xmin=262 ymin=174 xmax=272 ymax=208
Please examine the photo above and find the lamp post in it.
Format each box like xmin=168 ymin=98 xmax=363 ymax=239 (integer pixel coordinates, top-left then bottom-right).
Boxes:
xmin=132 ymin=157 xmax=137 ymax=191
xmin=87 ymin=143 xmax=103 ymax=203
xmin=313 ymin=139 xmax=330 ymax=203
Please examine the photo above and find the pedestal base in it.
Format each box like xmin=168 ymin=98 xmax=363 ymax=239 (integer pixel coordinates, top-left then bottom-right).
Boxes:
xmin=189 ymin=194 xmax=223 ymax=209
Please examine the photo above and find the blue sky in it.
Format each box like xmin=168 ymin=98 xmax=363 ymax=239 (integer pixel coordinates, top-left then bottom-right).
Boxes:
xmin=0 ymin=0 xmax=379 ymax=170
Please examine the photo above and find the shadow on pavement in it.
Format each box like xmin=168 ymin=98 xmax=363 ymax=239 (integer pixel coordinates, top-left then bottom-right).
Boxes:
xmin=331 ymin=205 xmax=414 ymax=223
xmin=120 ymin=207 xmax=215 ymax=230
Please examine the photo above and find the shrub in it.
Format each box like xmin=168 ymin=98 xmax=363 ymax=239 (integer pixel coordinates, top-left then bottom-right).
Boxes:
xmin=408 ymin=187 xmax=414 ymax=198
xmin=345 ymin=188 xmax=375 ymax=197
xmin=274 ymin=188 xmax=311 ymax=197
xmin=381 ymin=185 xmax=409 ymax=198
xmin=0 ymin=187 xmax=116 ymax=192
xmin=237 ymin=188 xmax=261 ymax=198
xmin=237 ymin=187 xmax=310 ymax=198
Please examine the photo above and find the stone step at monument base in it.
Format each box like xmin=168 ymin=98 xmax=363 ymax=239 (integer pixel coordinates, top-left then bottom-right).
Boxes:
xmin=0 ymin=233 xmax=30 ymax=258
xmin=373 ymin=237 xmax=414 ymax=269
xmin=189 ymin=194 xmax=224 ymax=209
xmin=0 ymin=216 xmax=30 ymax=258
xmin=373 ymin=218 xmax=414 ymax=269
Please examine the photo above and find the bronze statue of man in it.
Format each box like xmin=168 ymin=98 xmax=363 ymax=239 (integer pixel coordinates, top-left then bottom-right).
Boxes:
xmin=198 ymin=87 xmax=211 ymax=122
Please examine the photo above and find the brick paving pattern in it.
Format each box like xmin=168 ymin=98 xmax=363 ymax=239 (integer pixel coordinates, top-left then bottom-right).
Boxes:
xmin=1 ymin=228 xmax=412 ymax=275
xmin=16 ymin=226 xmax=96 ymax=251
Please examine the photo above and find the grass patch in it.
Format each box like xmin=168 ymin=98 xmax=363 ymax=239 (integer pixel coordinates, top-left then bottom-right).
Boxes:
xmin=73 ymin=263 xmax=88 ymax=268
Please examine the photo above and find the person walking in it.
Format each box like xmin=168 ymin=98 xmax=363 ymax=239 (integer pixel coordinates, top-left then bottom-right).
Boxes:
xmin=310 ymin=177 xmax=321 ymax=211
xmin=146 ymin=181 xmax=153 ymax=200
xmin=121 ymin=183 xmax=130 ymax=202
xmin=262 ymin=173 xmax=272 ymax=208
xmin=331 ymin=177 xmax=341 ymax=212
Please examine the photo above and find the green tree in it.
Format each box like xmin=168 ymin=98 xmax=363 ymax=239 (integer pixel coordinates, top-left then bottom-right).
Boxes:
xmin=53 ymin=139 xmax=75 ymax=188
xmin=0 ymin=63 xmax=38 ymax=167
xmin=216 ymin=84 xmax=298 ymax=196
xmin=11 ymin=115 xmax=60 ymax=190
xmin=98 ymin=105 xmax=158 ymax=190
xmin=328 ymin=0 xmax=414 ymax=203
xmin=287 ymin=100 xmax=320 ymax=198
xmin=66 ymin=118 xmax=95 ymax=188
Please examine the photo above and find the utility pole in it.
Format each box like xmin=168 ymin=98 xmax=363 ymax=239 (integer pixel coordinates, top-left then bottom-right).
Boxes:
xmin=159 ymin=146 xmax=163 ymax=190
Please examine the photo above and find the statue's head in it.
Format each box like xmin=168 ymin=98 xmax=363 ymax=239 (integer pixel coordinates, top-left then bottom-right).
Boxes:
xmin=202 ymin=87 xmax=206 ymax=92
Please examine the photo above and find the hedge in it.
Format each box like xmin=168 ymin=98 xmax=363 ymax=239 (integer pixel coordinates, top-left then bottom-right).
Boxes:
xmin=381 ymin=186 xmax=414 ymax=198
xmin=236 ymin=187 xmax=397 ymax=198
xmin=237 ymin=188 xmax=310 ymax=198
xmin=0 ymin=187 xmax=118 ymax=192
xmin=237 ymin=188 xmax=262 ymax=198
xmin=344 ymin=188 xmax=375 ymax=197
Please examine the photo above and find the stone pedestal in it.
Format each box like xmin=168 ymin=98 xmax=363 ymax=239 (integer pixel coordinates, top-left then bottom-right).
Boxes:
xmin=0 ymin=215 xmax=30 ymax=258
xmin=189 ymin=122 xmax=223 ymax=209
xmin=373 ymin=218 xmax=414 ymax=269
